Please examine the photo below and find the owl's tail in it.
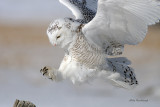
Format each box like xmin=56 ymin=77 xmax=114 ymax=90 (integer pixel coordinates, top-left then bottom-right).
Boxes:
xmin=103 ymin=57 xmax=138 ymax=89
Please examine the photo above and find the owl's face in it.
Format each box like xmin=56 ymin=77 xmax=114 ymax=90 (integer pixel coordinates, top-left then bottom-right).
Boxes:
xmin=47 ymin=18 xmax=80 ymax=48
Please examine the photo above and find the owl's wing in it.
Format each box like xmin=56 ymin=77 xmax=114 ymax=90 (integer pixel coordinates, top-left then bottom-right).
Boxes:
xmin=82 ymin=0 xmax=160 ymax=55
xmin=107 ymin=57 xmax=138 ymax=89
xmin=59 ymin=0 xmax=98 ymax=23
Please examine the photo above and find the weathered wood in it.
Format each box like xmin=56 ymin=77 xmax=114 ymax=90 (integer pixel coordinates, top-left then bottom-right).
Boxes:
xmin=13 ymin=99 xmax=36 ymax=107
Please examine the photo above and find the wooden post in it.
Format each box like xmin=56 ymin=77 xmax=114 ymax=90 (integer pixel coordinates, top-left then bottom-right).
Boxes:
xmin=13 ymin=99 xmax=36 ymax=107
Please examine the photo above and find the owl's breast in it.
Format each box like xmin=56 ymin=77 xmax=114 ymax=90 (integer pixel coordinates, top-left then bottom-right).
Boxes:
xmin=69 ymin=34 xmax=106 ymax=69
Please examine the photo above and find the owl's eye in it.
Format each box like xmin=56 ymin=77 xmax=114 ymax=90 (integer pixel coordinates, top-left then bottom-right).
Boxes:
xmin=56 ymin=35 xmax=61 ymax=39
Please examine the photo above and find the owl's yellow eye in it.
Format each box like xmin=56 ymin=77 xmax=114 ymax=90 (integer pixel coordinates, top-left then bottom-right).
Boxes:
xmin=57 ymin=35 xmax=61 ymax=39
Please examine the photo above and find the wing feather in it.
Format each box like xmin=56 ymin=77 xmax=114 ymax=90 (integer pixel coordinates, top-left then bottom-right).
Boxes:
xmin=59 ymin=0 xmax=98 ymax=23
xmin=83 ymin=0 xmax=160 ymax=50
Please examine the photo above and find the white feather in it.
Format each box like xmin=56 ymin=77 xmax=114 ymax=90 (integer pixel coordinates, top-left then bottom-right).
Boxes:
xmin=59 ymin=0 xmax=83 ymax=19
xmin=83 ymin=0 xmax=160 ymax=48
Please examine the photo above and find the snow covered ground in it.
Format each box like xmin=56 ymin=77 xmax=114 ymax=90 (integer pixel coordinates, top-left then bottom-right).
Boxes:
xmin=0 ymin=43 xmax=160 ymax=107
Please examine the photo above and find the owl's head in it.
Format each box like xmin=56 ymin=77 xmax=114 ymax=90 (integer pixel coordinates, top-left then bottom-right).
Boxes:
xmin=47 ymin=18 xmax=81 ymax=48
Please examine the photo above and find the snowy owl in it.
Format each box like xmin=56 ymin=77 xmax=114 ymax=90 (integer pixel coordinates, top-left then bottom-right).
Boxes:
xmin=40 ymin=0 xmax=160 ymax=89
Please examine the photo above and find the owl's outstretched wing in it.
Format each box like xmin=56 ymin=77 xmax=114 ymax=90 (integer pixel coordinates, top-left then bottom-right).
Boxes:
xmin=59 ymin=0 xmax=98 ymax=23
xmin=83 ymin=0 xmax=160 ymax=55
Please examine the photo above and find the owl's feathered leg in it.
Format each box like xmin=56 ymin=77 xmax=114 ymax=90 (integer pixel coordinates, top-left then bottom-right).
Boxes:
xmin=40 ymin=66 xmax=63 ymax=81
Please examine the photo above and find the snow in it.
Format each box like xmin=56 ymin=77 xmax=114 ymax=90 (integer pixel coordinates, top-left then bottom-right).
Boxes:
xmin=0 ymin=45 xmax=160 ymax=107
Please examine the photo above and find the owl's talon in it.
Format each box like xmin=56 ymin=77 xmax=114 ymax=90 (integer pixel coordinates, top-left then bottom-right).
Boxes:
xmin=40 ymin=69 xmax=42 ymax=72
xmin=40 ymin=66 xmax=56 ymax=81
xmin=40 ymin=66 xmax=48 ymax=76
xmin=43 ymin=71 xmax=47 ymax=76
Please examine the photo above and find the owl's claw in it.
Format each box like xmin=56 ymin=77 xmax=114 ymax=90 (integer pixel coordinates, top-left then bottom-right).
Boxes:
xmin=40 ymin=67 xmax=48 ymax=75
xmin=40 ymin=66 xmax=56 ymax=80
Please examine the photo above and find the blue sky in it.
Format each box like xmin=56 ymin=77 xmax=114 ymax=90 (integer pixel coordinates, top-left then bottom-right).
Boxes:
xmin=0 ymin=0 xmax=73 ymax=24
